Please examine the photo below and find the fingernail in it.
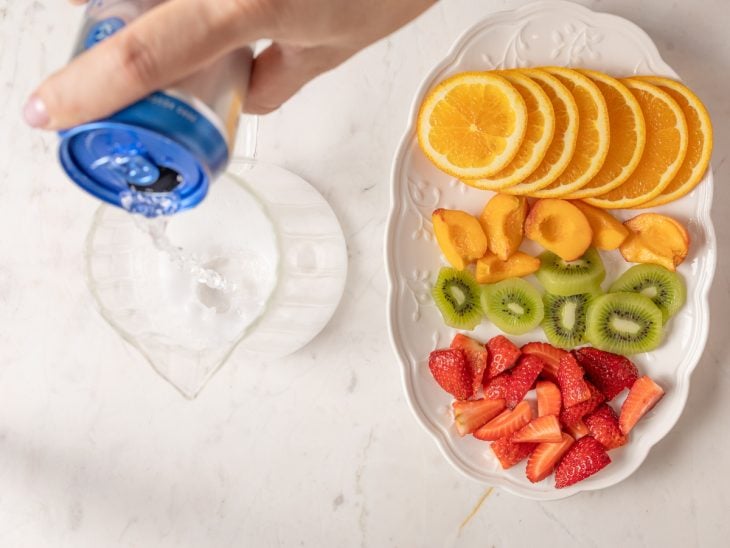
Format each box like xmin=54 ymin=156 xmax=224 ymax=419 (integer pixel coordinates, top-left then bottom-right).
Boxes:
xmin=23 ymin=94 xmax=50 ymax=128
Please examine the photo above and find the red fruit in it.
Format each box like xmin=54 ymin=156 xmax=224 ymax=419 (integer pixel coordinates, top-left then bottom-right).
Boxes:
xmin=560 ymin=382 xmax=606 ymax=427
xmin=504 ymin=355 xmax=544 ymax=408
xmin=557 ymin=353 xmax=591 ymax=408
xmin=536 ymin=381 xmax=561 ymax=417
xmin=491 ymin=437 xmax=537 ymax=469
xmin=486 ymin=335 xmax=521 ymax=378
xmin=450 ymin=334 xmax=489 ymax=396
xmin=521 ymin=342 xmax=568 ymax=382
xmin=474 ymin=400 xmax=532 ymax=441
xmin=526 ymin=433 xmax=575 ymax=483
xmin=555 ymin=436 xmax=611 ymax=488
xmin=428 ymin=349 xmax=472 ymax=400
xmin=619 ymin=376 xmax=665 ymax=435
xmin=452 ymin=399 xmax=506 ymax=436
xmin=585 ymin=404 xmax=627 ymax=449
xmin=483 ymin=373 xmax=511 ymax=400
xmin=563 ymin=419 xmax=590 ymax=440
xmin=512 ymin=415 xmax=563 ymax=443
xmin=573 ymin=347 xmax=639 ymax=400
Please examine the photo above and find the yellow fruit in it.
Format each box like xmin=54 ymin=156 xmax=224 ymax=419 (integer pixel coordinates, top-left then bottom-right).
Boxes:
xmin=417 ymin=72 xmax=528 ymax=179
xmin=524 ymin=199 xmax=593 ymax=261
xmin=468 ymin=71 xmax=555 ymax=190
xmin=620 ymin=213 xmax=690 ymax=271
xmin=432 ymin=209 xmax=488 ymax=269
xmin=479 ymin=194 xmax=529 ymax=260
xmin=531 ymin=67 xmax=610 ymax=198
xmin=634 ymin=76 xmax=713 ymax=208
xmin=567 ymin=70 xmax=646 ymax=199
xmin=475 ymin=252 xmax=541 ymax=284
xmin=504 ymin=69 xmax=579 ymax=195
xmin=572 ymin=201 xmax=629 ymax=251
xmin=586 ymin=79 xmax=689 ymax=209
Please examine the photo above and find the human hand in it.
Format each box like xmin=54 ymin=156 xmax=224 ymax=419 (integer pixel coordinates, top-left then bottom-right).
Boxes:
xmin=23 ymin=0 xmax=436 ymax=130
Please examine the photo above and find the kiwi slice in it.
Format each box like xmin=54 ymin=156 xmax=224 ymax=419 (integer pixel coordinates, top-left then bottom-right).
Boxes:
xmin=480 ymin=278 xmax=544 ymax=335
xmin=541 ymin=292 xmax=598 ymax=349
xmin=536 ymin=248 xmax=606 ymax=296
xmin=432 ymin=267 xmax=483 ymax=330
xmin=585 ymin=292 xmax=663 ymax=355
xmin=609 ymin=264 xmax=686 ymax=323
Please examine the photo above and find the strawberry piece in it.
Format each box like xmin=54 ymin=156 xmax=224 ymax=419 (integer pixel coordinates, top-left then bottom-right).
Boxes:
xmin=619 ymin=375 xmax=665 ymax=435
xmin=504 ymin=355 xmax=544 ymax=408
xmin=483 ymin=373 xmax=511 ymax=400
xmin=557 ymin=353 xmax=591 ymax=408
xmin=491 ymin=437 xmax=537 ymax=469
xmin=450 ymin=334 xmax=489 ymax=397
xmin=536 ymin=380 xmax=561 ymax=417
xmin=560 ymin=381 xmax=606 ymax=427
xmin=521 ymin=342 xmax=568 ymax=382
xmin=474 ymin=400 xmax=532 ymax=441
xmin=573 ymin=347 xmax=639 ymax=400
xmin=555 ymin=436 xmax=611 ymax=488
xmin=452 ymin=399 xmax=506 ymax=436
xmin=563 ymin=419 xmax=590 ymax=440
xmin=513 ymin=415 xmax=563 ymax=443
xmin=585 ymin=404 xmax=627 ymax=449
xmin=486 ymin=335 xmax=521 ymax=378
xmin=526 ymin=433 xmax=575 ymax=483
xmin=428 ymin=349 xmax=472 ymax=400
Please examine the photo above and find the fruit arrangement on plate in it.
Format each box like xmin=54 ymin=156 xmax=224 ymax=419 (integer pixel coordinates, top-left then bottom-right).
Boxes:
xmin=414 ymin=65 xmax=713 ymax=489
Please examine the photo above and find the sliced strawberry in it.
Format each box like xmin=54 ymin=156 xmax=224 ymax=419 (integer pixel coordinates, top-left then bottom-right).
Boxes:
xmin=504 ymin=355 xmax=544 ymax=408
xmin=536 ymin=380 xmax=561 ymax=417
xmin=491 ymin=437 xmax=537 ymax=469
xmin=585 ymin=404 xmax=627 ymax=449
xmin=521 ymin=342 xmax=568 ymax=382
xmin=473 ymin=400 xmax=532 ymax=441
xmin=573 ymin=347 xmax=639 ymax=400
xmin=512 ymin=415 xmax=562 ymax=443
xmin=483 ymin=373 xmax=511 ymax=400
xmin=452 ymin=399 xmax=506 ymax=436
xmin=619 ymin=375 xmax=665 ymax=435
xmin=563 ymin=419 xmax=589 ymax=440
xmin=560 ymin=381 xmax=606 ymax=427
xmin=450 ymin=334 xmax=488 ymax=397
xmin=555 ymin=436 xmax=611 ymax=488
xmin=557 ymin=353 xmax=591 ymax=408
xmin=486 ymin=335 xmax=521 ymax=378
xmin=428 ymin=349 xmax=472 ymax=400
xmin=526 ymin=433 xmax=575 ymax=483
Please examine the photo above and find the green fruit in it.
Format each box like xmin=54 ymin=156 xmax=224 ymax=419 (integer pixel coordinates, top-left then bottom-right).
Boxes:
xmin=541 ymin=292 xmax=598 ymax=349
xmin=585 ymin=292 xmax=663 ymax=355
xmin=609 ymin=264 xmax=686 ymax=323
xmin=481 ymin=278 xmax=544 ymax=335
xmin=432 ymin=267 xmax=483 ymax=330
xmin=536 ymin=248 xmax=606 ymax=296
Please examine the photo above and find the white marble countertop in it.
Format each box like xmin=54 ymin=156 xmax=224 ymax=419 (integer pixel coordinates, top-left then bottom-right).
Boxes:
xmin=1 ymin=0 xmax=728 ymax=546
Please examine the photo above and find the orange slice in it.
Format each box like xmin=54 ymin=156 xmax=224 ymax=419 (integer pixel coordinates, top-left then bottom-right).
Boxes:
xmin=417 ymin=72 xmax=528 ymax=179
xmin=586 ymin=79 xmax=688 ymax=209
xmin=531 ymin=67 xmax=610 ymax=198
xmin=566 ymin=69 xmax=646 ymax=199
xmin=467 ymin=70 xmax=555 ymax=190
xmin=634 ymin=76 xmax=713 ymax=208
xmin=503 ymin=69 xmax=579 ymax=195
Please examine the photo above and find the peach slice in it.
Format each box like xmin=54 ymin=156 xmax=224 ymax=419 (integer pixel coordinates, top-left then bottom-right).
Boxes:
xmin=475 ymin=251 xmax=541 ymax=284
xmin=572 ymin=201 xmax=630 ymax=250
xmin=620 ymin=213 xmax=690 ymax=271
xmin=524 ymin=199 xmax=593 ymax=261
xmin=432 ymin=208 xmax=488 ymax=269
xmin=479 ymin=194 xmax=529 ymax=260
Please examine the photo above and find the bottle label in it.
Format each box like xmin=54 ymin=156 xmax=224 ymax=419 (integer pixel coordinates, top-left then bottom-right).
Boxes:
xmin=84 ymin=17 xmax=126 ymax=49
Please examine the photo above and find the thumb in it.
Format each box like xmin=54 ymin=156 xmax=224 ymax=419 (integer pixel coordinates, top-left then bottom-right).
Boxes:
xmin=245 ymin=43 xmax=354 ymax=115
